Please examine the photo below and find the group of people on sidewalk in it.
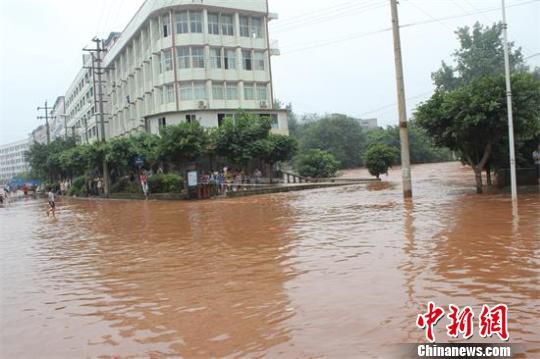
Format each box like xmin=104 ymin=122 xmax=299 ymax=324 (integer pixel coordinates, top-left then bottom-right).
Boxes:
xmin=199 ymin=168 xmax=264 ymax=194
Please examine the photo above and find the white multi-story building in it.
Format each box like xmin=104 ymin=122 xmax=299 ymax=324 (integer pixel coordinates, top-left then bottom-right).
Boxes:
xmin=50 ymin=96 xmax=67 ymax=140
xmin=64 ymin=55 xmax=100 ymax=144
xmin=102 ymin=0 xmax=287 ymax=138
xmin=0 ymin=139 xmax=30 ymax=183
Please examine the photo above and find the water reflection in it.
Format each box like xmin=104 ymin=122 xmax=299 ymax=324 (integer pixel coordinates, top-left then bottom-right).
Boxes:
xmin=2 ymin=197 xmax=298 ymax=358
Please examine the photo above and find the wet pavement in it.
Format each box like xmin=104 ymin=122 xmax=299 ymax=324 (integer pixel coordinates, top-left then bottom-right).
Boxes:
xmin=0 ymin=162 xmax=539 ymax=358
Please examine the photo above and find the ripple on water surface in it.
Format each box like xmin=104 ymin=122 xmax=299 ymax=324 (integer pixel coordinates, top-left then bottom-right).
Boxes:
xmin=1 ymin=162 xmax=539 ymax=358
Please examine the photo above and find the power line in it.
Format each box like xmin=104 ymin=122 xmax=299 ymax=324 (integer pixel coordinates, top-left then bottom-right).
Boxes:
xmin=271 ymin=1 xmax=386 ymax=32
xmin=406 ymin=1 xmax=455 ymax=31
xmin=358 ymin=91 xmax=433 ymax=117
xmin=279 ymin=0 xmax=539 ymax=55
xmin=270 ymin=0 xmax=375 ymax=27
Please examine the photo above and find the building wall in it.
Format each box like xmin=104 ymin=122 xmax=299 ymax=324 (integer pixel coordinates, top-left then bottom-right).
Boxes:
xmin=64 ymin=55 xmax=100 ymax=144
xmin=0 ymin=139 xmax=30 ymax=183
xmin=146 ymin=109 xmax=289 ymax=136
xmin=359 ymin=118 xmax=378 ymax=130
xmin=102 ymin=0 xmax=286 ymax=138
xmin=50 ymin=96 xmax=66 ymax=140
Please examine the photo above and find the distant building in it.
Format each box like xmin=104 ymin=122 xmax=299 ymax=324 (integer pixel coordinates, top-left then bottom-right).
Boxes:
xmin=0 ymin=139 xmax=30 ymax=183
xmin=358 ymin=118 xmax=378 ymax=130
xmin=50 ymin=96 xmax=67 ymax=140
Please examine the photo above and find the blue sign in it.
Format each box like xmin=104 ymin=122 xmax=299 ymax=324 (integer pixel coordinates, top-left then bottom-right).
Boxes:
xmin=135 ymin=156 xmax=144 ymax=167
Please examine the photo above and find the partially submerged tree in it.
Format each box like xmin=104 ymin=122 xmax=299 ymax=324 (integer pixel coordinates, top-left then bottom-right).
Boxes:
xmin=296 ymin=149 xmax=339 ymax=178
xmin=416 ymin=73 xmax=540 ymax=193
xmin=364 ymin=144 xmax=397 ymax=179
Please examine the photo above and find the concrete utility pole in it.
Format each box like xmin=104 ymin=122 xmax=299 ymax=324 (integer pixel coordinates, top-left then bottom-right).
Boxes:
xmin=390 ymin=0 xmax=412 ymax=198
xmin=37 ymin=101 xmax=53 ymax=145
xmin=501 ymin=0 xmax=518 ymax=203
xmin=84 ymin=37 xmax=110 ymax=196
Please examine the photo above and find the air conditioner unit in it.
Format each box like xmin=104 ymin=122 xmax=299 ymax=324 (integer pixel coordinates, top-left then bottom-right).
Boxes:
xmin=259 ymin=101 xmax=268 ymax=108
xmin=198 ymin=100 xmax=207 ymax=109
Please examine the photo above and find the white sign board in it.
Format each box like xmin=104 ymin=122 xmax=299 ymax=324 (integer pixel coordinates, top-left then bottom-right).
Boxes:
xmin=187 ymin=171 xmax=198 ymax=187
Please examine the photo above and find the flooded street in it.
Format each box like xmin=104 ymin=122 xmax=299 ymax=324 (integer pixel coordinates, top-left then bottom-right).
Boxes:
xmin=1 ymin=162 xmax=539 ymax=358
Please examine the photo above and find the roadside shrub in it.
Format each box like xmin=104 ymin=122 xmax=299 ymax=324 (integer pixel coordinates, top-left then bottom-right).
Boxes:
xmin=296 ymin=149 xmax=339 ymax=178
xmin=110 ymin=177 xmax=140 ymax=194
xmin=364 ymin=144 xmax=397 ymax=179
xmin=68 ymin=176 xmax=87 ymax=196
xmin=148 ymin=173 xmax=184 ymax=193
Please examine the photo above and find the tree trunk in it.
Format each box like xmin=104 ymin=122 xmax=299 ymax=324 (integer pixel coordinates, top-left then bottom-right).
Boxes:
xmin=485 ymin=164 xmax=492 ymax=186
xmin=467 ymin=143 xmax=492 ymax=194
xmin=474 ymin=167 xmax=483 ymax=194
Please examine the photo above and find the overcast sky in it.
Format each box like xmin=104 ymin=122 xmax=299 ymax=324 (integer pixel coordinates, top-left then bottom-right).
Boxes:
xmin=0 ymin=0 xmax=539 ymax=144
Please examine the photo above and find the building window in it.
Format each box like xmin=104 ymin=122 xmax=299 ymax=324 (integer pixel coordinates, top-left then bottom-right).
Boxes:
xmin=210 ymin=48 xmax=222 ymax=69
xmin=161 ymin=49 xmax=173 ymax=72
xmin=252 ymin=17 xmax=263 ymax=38
xmin=180 ymin=82 xmax=193 ymax=100
xmin=191 ymin=47 xmax=205 ymax=68
xmin=242 ymin=50 xmax=252 ymax=70
xmin=208 ymin=13 xmax=219 ymax=35
xmin=193 ymin=82 xmax=207 ymax=99
xmin=176 ymin=12 xmax=189 ymax=34
xmin=162 ymin=15 xmax=170 ymax=38
xmin=239 ymin=16 xmax=250 ymax=37
xmin=221 ymin=14 xmax=234 ymax=36
xmin=226 ymin=83 xmax=238 ymax=100
xmin=190 ymin=11 xmax=203 ymax=33
xmin=166 ymin=84 xmax=175 ymax=103
xmin=186 ymin=114 xmax=197 ymax=123
xmin=244 ymin=84 xmax=255 ymax=100
xmin=177 ymin=47 xmax=190 ymax=68
xmin=212 ymin=83 xmax=224 ymax=100
xmin=257 ymin=84 xmax=268 ymax=101
xmin=254 ymin=51 xmax=265 ymax=70
xmin=224 ymin=49 xmax=236 ymax=70
xmin=158 ymin=117 xmax=166 ymax=129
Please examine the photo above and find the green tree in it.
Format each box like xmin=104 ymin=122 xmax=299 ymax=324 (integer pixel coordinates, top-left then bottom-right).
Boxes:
xmin=416 ymin=73 xmax=540 ymax=193
xmin=255 ymin=134 xmax=298 ymax=181
xmin=364 ymin=144 xmax=397 ymax=179
xmin=296 ymin=149 xmax=339 ymax=178
xmin=432 ymin=22 xmax=525 ymax=92
xmin=159 ymin=122 xmax=209 ymax=168
xmin=25 ymin=138 xmax=77 ymax=181
xmin=299 ymin=114 xmax=366 ymax=168
xmin=365 ymin=122 xmax=452 ymax=164
xmin=215 ymin=112 xmax=272 ymax=168
xmin=132 ymin=132 xmax=161 ymax=170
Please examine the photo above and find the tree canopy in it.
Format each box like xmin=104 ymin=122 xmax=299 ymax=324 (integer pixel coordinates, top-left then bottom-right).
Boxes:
xmin=296 ymin=149 xmax=339 ymax=178
xmin=364 ymin=144 xmax=397 ymax=179
xmin=432 ymin=22 xmax=525 ymax=92
xmin=298 ymin=114 xmax=367 ymax=168
xmin=416 ymin=73 xmax=540 ymax=192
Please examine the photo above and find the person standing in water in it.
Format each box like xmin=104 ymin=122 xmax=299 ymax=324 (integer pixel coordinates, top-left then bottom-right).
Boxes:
xmin=47 ymin=188 xmax=56 ymax=217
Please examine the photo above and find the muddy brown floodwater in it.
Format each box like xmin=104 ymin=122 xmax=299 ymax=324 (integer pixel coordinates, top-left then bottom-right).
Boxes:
xmin=1 ymin=162 xmax=539 ymax=358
